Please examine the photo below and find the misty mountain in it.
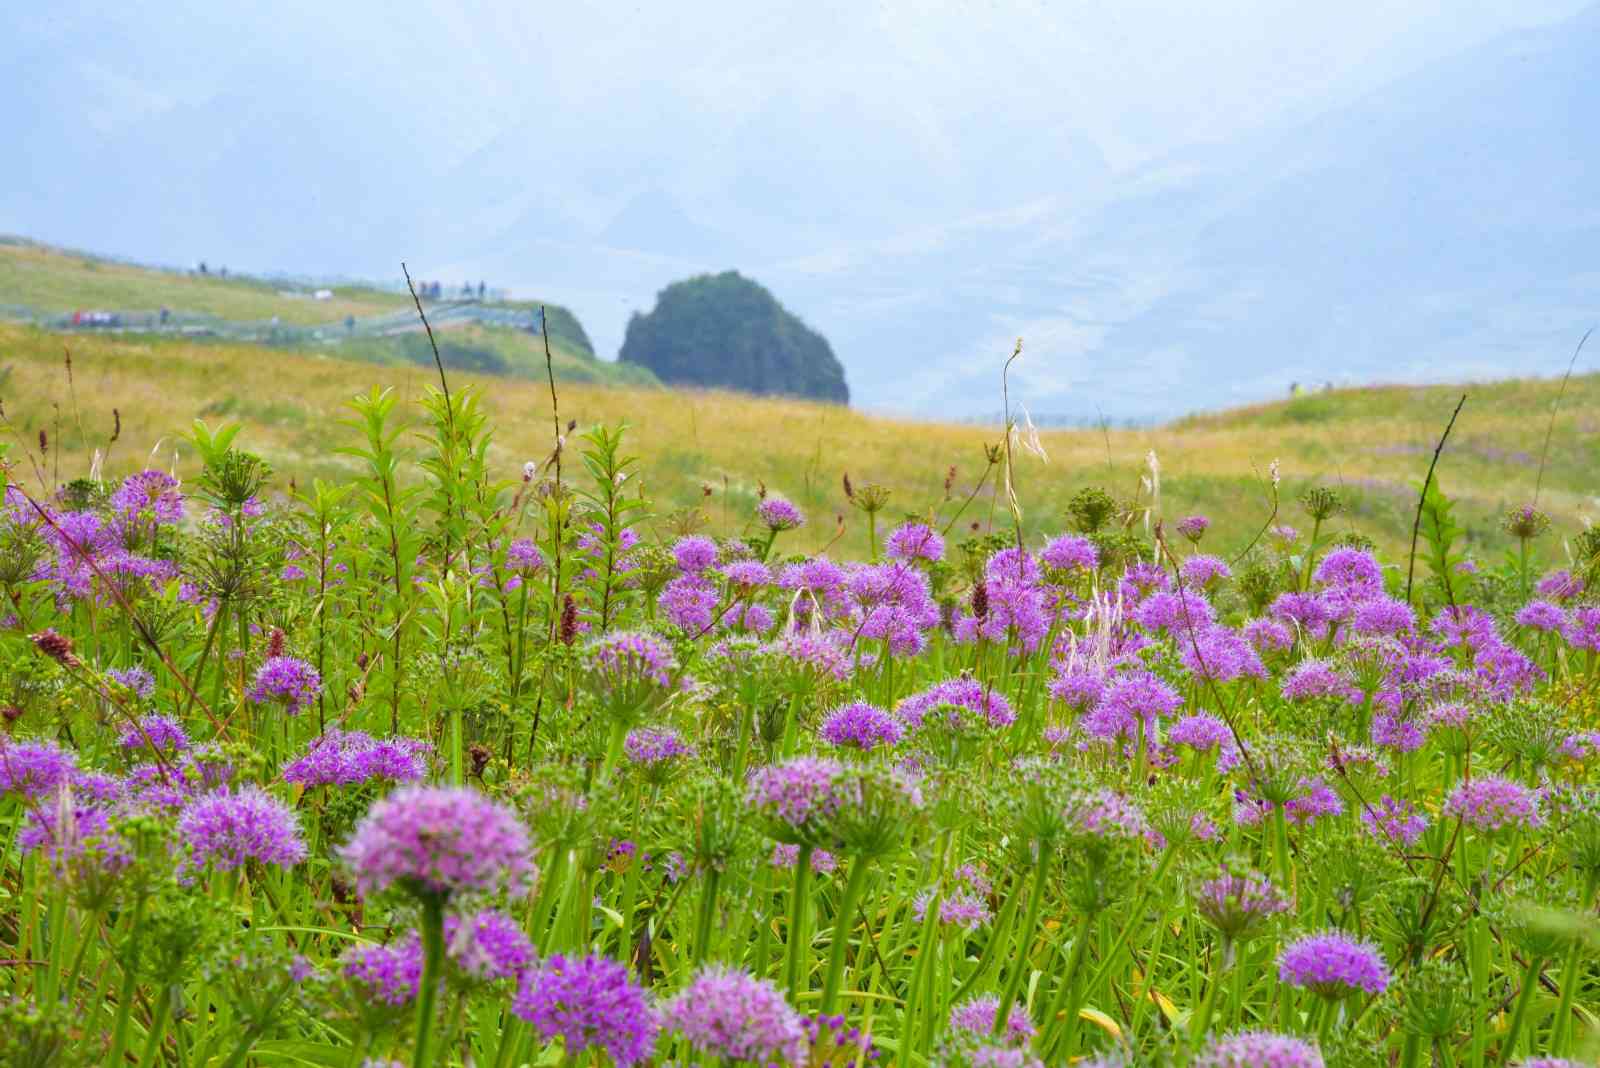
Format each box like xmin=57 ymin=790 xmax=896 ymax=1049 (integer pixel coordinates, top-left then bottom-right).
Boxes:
xmin=2 ymin=1 xmax=1594 ymax=419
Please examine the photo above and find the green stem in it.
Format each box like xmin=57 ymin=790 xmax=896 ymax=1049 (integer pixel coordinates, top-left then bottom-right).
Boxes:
xmin=1495 ymin=954 xmax=1545 ymax=1067
xmin=994 ymin=845 xmax=1052 ymax=1035
xmin=1039 ymin=913 xmax=1094 ymax=1055
xmin=691 ymin=868 xmax=723 ymax=965
xmin=1552 ymin=870 xmax=1599 ymax=1053
xmin=820 ymin=857 xmax=872 ymax=1014
xmin=105 ymin=890 xmax=150 ymax=1068
xmin=138 ymin=984 xmax=174 ymax=1068
xmin=784 ymin=846 xmax=815 ymax=999
xmin=412 ymin=896 xmax=447 ymax=1068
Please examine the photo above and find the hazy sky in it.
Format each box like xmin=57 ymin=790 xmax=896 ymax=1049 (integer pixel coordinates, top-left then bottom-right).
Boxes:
xmin=4 ymin=0 xmax=1595 ymax=416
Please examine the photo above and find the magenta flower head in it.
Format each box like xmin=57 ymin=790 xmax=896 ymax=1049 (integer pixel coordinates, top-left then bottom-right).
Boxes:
xmin=1181 ymin=554 xmax=1232 ymax=589
xmin=1177 ymin=514 xmax=1211 ymax=543
xmin=176 ymin=786 xmax=307 ymax=877
xmin=1278 ymin=930 xmax=1389 ymax=997
xmin=1313 ymin=548 xmax=1383 ymax=592
xmin=282 ymin=730 xmax=431 ymax=787
xmin=343 ymin=935 xmax=423 ymax=1007
xmin=247 ymin=656 xmax=321 ymax=716
xmin=512 ymin=954 xmax=659 ymax=1066
xmin=339 ymin=785 xmax=534 ymax=901
xmin=949 ymin=995 xmax=1035 ymax=1046
xmin=119 ymin=714 xmax=190 ymax=756
xmin=445 ymin=909 xmax=537 ymax=983
xmin=108 ymin=666 xmax=157 ymax=700
xmin=1515 ymin=600 xmax=1567 ymax=632
xmin=1195 ymin=1031 xmax=1324 ymax=1068
xmin=0 ymin=738 xmax=79 ymax=800
xmin=664 ymin=966 xmax=807 ymax=1066
xmin=746 ymin=756 xmax=854 ymax=846
xmin=1040 ymin=533 xmax=1099 ymax=575
xmin=623 ymin=727 xmax=694 ymax=780
xmin=885 ymin=521 xmax=945 ymax=563
xmin=672 ymin=535 xmax=719 ymax=574
xmin=820 ymin=701 xmax=904 ymax=751
xmin=1194 ymin=864 xmax=1290 ymax=943
xmin=505 ymin=537 xmax=545 ymax=575
xmin=586 ymin=631 xmax=677 ymax=715
xmin=758 ymin=496 xmax=805 ymax=532
xmin=1444 ymin=775 xmax=1542 ymax=833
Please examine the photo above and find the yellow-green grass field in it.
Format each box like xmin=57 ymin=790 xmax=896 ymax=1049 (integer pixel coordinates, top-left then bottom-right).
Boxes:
xmin=0 ymin=238 xmax=411 ymax=326
xmin=1 ymin=322 xmax=1595 ymax=562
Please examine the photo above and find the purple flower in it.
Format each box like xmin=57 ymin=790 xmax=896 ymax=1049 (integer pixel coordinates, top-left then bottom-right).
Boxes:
xmin=1562 ymin=607 xmax=1600 ymax=653
xmin=984 ymin=547 xmax=1039 ymax=586
xmin=1371 ymin=712 xmax=1426 ymax=753
xmin=177 ymin=786 xmax=307 ymax=876
xmin=589 ymin=631 xmax=676 ymax=692
xmin=623 ymin=727 xmax=694 ymax=768
xmin=247 ymin=656 xmax=321 ymax=715
xmin=512 ymin=954 xmax=659 ymax=1067
xmin=758 ymin=497 xmax=805 ymax=532
xmin=1194 ymin=866 xmax=1290 ymax=941
xmin=1360 ymin=796 xmax=1428 ymax=846
xmin=1244 ymin=618 xmax=1294 ymax=654
xmin=1180 ymin=624 xmax=1267 ymax=683
xmin=342 ymin=936 xmax=423 ymax=1006
xmin=1535 ymin=569 xmax=1584 ymax=602
xmin=1349 ymin=596 xmax=1414 ymax=637
xmin=119 ymin=714 xmax=190 ymax=755
xmin=745 ymin=757 xmax=853 ymax=841
xmin=1177 ymin=514 xmax=1211 ymax=542
xmin=897 ymin=678 xmax=1016 ymax=732
xmin=445 ymin=910 xmax=536 ymax=982
xmin=108 ymin=666 xmax=157 ymax=699
xmin=1048 ymin=664 xmax=1107 ymax=712
xmin=339 ymin=785 xmax=535 ymax=900
xmin=1270 ymin=592 xmax=1334 ymax=637
xmin=1444 ymin=776 xmax=1541 ymax=833
xmin=820 ymin=702 xmax=904 ymax=751
xmin=672 ymin=535 xmax=719 ymax=574
xmin=505 ymin=537 xmax=545 ymax=574
xmin=1281 ymin=660 xmax=1356 ymax=703
xmin=885 ymin=521 xmax=944 ymax=563
xmin=1284 ymin=778 xmax=1344 ymax=826
xmin=659 ymin=574 xmax=718 ymax=633
xmin=720 ymin=559 xmax=772 ymax=590
xmin=1170 ymin=713 xmax=1235 ymax=755
xmin=1134 ymin=591 xmax=1216 ymax=634
xmin=282 ymin=730 xmax=431 ymax=787
xmin=0 ymin=739 xmax=79 ymax=799
xmin=19 ymin=799 xmax=132 ymax=874
xmin=1313 ymin=548 xmax=1383 ymax=592
xmin=769 ymin=632 xmax=852 ymax=682
xmin=1081 ymin=671 xmax=1181 ymax=741
xmin=1181 ymin=554 xmax=1232 ymax=589
xmin=110 ymin=469 xmax=184 ymax=527
xmin=1278 ymin=930 xmax=1389 ymax=996
xmin=950 ymin=995 xmax=1035 ymax=1045
xmin=1515 ymin=599 xmax=1568 ymax=632
xmin=770 ymin=843 xmax=838 ymax=873
xmin=664 ymin=966 xmax=807 ymax=1065
xmin=913 ymin=885 xmax=992 ymax=929
xmin=1040 ymin=534 xmax=1098 ymax=574
xmin=1195 ymin=1031 xmax=1324 ymax=1068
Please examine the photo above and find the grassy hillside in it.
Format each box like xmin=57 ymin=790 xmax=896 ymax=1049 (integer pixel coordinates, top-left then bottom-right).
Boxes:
xmin=0 ymin=237 xmax=408 ymax=325
xmin=329 ymin=324 xmax=655 ymax=386
xmin=1 ymin=322 xmax=1593 ymax=563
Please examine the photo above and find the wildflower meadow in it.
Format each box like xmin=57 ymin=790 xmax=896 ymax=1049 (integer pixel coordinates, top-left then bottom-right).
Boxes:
xmin=1 ymin=374 xmax=1598 ymax=1068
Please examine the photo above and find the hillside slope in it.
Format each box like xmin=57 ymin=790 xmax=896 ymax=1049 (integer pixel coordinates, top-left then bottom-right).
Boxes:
xmin=0 ymin=238 xmax=662 ymax=387
xmin=1 ymin=323 xmax=1592 ymax=562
